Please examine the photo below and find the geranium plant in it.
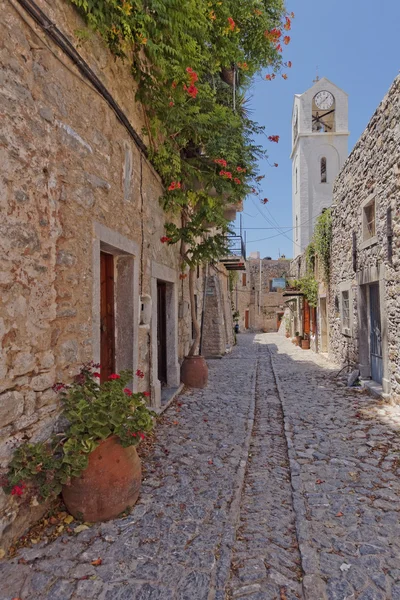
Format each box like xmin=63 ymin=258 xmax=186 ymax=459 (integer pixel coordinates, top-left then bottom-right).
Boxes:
xmin=1 ymin=365 xmax=154 ymax=501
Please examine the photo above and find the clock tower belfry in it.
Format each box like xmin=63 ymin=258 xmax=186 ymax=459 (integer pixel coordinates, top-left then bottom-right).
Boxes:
xmin=291 ymin=77 xmax=349 ymax=258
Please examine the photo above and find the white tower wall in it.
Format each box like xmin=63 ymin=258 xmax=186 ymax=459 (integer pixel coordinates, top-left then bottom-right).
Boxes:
xmin=291 ymin=78 xmax=349 ymax=258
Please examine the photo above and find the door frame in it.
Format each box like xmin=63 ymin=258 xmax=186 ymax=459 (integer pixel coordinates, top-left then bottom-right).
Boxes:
xmin=151 ymin=262 xmax=179 ymax=409
xmin=93 ymin=223 xmax=140 ymax=388
xmin=357 ymin=264 xmax=390 ymax=394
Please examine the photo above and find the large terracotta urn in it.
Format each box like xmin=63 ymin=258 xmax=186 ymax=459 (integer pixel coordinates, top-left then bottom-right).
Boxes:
xmin=181 ymin=355 xmax=208 ymax=388
xmin=62 ymin=436 xmax=141 ymax=522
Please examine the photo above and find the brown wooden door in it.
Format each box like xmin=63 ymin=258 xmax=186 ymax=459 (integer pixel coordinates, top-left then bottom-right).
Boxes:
xmin=100 ymin=252 xmax=115 ymax=382
xmin=245 ymin=309 xmax=249 ymax=329
xmin=303 ymin=299 xmax=310 ymax=335
xmin=157 ymin=281 xmax=167 ymax=384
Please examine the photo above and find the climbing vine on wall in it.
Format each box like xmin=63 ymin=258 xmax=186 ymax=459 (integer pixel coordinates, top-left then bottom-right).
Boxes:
xmin=313 ymin=209 xmax=332 ymax=281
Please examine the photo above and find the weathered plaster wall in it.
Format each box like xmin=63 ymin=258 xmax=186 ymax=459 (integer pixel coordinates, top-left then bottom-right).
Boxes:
xmin=201 ymin=266 xmax=234 ymax=357
xmin=329 ymin=75 xmax=400 ymax=400
xmin=0 ymin=0 xmax=195 ymax=546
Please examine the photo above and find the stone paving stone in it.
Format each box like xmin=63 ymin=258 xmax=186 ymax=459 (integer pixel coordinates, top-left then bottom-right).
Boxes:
xmin=0 ymin=336 xmax=258 ymax=600
xmin=267 ymin=333 xmax=400 ymax=599
xmin=2 ymin=333 xmax=400 ymax=599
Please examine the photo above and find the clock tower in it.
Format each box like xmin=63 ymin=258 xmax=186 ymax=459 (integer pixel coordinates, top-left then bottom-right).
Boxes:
xmin=291 ymin=77 xmax=349 ymax=258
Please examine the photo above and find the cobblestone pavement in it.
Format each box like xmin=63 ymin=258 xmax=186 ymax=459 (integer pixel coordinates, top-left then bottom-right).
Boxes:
xmin=2 ymin=333 xmax=400 ymax=600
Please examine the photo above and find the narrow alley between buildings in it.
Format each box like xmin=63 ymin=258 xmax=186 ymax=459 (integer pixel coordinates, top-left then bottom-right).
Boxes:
xmin=2 ymin=334 xmax=400 ymax=600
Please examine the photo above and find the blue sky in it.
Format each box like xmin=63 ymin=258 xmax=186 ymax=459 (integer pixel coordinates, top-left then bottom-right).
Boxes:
xmin=234 ymin=0 xmax=400 ymax=259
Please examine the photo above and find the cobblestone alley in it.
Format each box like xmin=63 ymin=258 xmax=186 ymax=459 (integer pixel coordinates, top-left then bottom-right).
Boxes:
xmin=2 ymin=333 xmax=400 ymax=600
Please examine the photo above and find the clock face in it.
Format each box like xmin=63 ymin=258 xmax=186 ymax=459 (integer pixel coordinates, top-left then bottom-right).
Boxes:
xmin=314 ymin=90 xmax=334 ymax=110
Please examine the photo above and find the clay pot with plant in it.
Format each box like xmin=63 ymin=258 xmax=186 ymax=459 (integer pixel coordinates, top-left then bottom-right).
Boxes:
xmin=2 ymin=365 xmax=154 ymax=522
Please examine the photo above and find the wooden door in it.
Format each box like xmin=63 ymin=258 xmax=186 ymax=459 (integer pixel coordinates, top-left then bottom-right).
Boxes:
xmin=157 ymin=281 xmax=167 ymax=384
xmin=303 ymin=299 xmax=310 ymax=335
xmin=245 ymin=309 xmax=249 ymax=329
xmin=100 ymin=252 xmax=115 ymax=382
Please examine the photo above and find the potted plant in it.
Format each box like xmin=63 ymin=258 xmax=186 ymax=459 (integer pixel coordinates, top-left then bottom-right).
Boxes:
xmin=1 ymin=364 xmax=154 ymax=522
xmin=301 ymin=333 xmax=310 ymax=350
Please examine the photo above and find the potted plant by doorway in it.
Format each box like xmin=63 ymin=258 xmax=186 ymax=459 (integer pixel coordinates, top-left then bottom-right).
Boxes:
xmin=294 ymin=331 xmax=303 ymax=346
xmin=1 ymin=365 xmax=154 ymax=523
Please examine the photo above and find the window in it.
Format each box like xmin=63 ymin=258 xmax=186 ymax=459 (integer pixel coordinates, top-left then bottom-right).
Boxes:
xmin=321 ymin=157 xmax=327 ymax=183
xmin=363 ymin=199 xmax=376 ymax=240
xmin=242 ymin=273 xmax=247 ymax=287
xmin=341 ymin=290 xmax=350 ymax=330
xmin=339 ymin=284 xmax=352 ymax=336
xmin=269 ymin=278 xmax=286 ymax=292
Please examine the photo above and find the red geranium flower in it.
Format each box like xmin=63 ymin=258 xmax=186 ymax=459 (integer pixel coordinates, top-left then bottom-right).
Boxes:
xmin=144 ymin=391 xmax=150 ymax=397
xmin=93 ymin=372 xmax=101 ymax=378
xmin=109 ymin=374 xmax=120 ymax=380
xmin=268 ymin=135 xmax=280 ymax=143
xmin=124 ymin=388 xmax=133 ymax=396
xmin=136 ymin=369 xmax=144 ymax=378
xmin=234 ymin=178 xmax=241 ymax=185
xmin=160 ymin=236 xmax=172 ymax=244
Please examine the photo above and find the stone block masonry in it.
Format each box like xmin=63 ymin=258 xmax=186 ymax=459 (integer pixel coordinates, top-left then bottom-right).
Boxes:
xmin=329 ymin=74 xmax=400 ymax=401
xmin=0 ymin=0 xmax=214 ymax=546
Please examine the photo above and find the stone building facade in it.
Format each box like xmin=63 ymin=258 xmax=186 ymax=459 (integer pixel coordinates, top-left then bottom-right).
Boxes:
xmin=235 ymin=257 xmax=290 ymax=332
xmin=0 ymin=0 xmax=234 ymax=546
xmin=329 ymin=75 xmax=400 ymax=401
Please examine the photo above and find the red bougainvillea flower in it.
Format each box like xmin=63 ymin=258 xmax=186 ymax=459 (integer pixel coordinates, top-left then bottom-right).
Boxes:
xmin=284 ymin=16 xmax=291 ymax=30
xmin=219 ymin=170 xmax=232 ymax=179
xmin=275 ymin=43 xmax=283 ymax=53
xmin=124 ymin=388 xmax=133 ymax=396
xmin=214 ymin=158 xmax=227 ymax=167
xmin=184 ymin=84 xmax=198 ymax=98
xmin=282 ymin=73 xmax=288 ymax=80
xmin=109 ymin=373 xmax=120 ymax=380
xmin=262 ymin=198 xmax=269 ymax=204
xmin=93 ymin=372 xmax=101 ymax=378
xmin=236 ymin=166 xmax=246 ymax=173
xmin=139 ymin=433 xmax=146 ymax=440
xmin=274 ymin=163 xmax=279 ymax=167
xmin=168 ymin=181 xmax=181 ymax=191
xmin=171 ymin=81 xmax=177 ymax=89
xmin=283 ymin=36 xmax=291 ymax=45
xmin=169 ymin=101 xmax=174 ymax=107
xmin=131 ymin=432 xmax=137 ymax=437
xmin=136 ymin=369 xmax=145 ymax=378
xmin=227 ymin=17 xmax=236 ymax=31
xmin=143 ymin=391 xmax=150 ymax=397
xmin=264 ymin=28 xmax=281 ymax=42
xmin=160 ymin=236 xmax=172 ymax=243
xmin=186 ymin=67 xmax=198 ymax=83
xmin=234 ymin=178 xmax=241 ymax=185
xmin=11 ymin=483 xmax=26 ymax=497
xmin=268 ymin=135 xmax=280 ymax=143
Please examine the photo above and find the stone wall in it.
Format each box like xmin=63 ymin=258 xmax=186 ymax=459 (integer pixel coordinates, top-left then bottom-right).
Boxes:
xmin=329 ymin=75 xmax=400 ymax=400
xmin=201 ymin=266 xmax=234 ymax=357
xmin=0 ymin=0 xmax=204 ymax=546
xmin=235 ymin=258 xmax=290 ymax=332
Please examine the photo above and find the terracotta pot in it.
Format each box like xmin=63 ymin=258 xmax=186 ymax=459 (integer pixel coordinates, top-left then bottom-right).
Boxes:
xmin=62 ymin=436 xmax=141 ymax=522
xmin=181 ymin=355 xmax=208 ymax=388
xmin=295 ymin=335 xmax=303 ymax=346
xmin=301 ymin=339 xmax=310 ymax=350
xmin=220 ymin=66 xmax=235 ymax=86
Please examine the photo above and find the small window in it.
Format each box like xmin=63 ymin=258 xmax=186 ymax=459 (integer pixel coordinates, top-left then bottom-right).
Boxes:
xmin=363 ymin=199 xmax=376 ymax=241
xmin=321 ymin=157 xmax=327 ymax=183
xmin=341 ymin=290 xmax=350 ymax=333
xmin=242 ymin=273 xmax=247 ymax=287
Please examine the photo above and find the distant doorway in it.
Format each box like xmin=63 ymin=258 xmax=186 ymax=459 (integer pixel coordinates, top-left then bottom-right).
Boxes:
xmin=100 ymin=252 xmax=115 ymax=382
xmin=277 ymin=312 xmax=284 ymax=331
xmin=157 ymin=281 xmax=167 ymax=384
xmin=245 ymin=309 xmax=249 ymax=330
